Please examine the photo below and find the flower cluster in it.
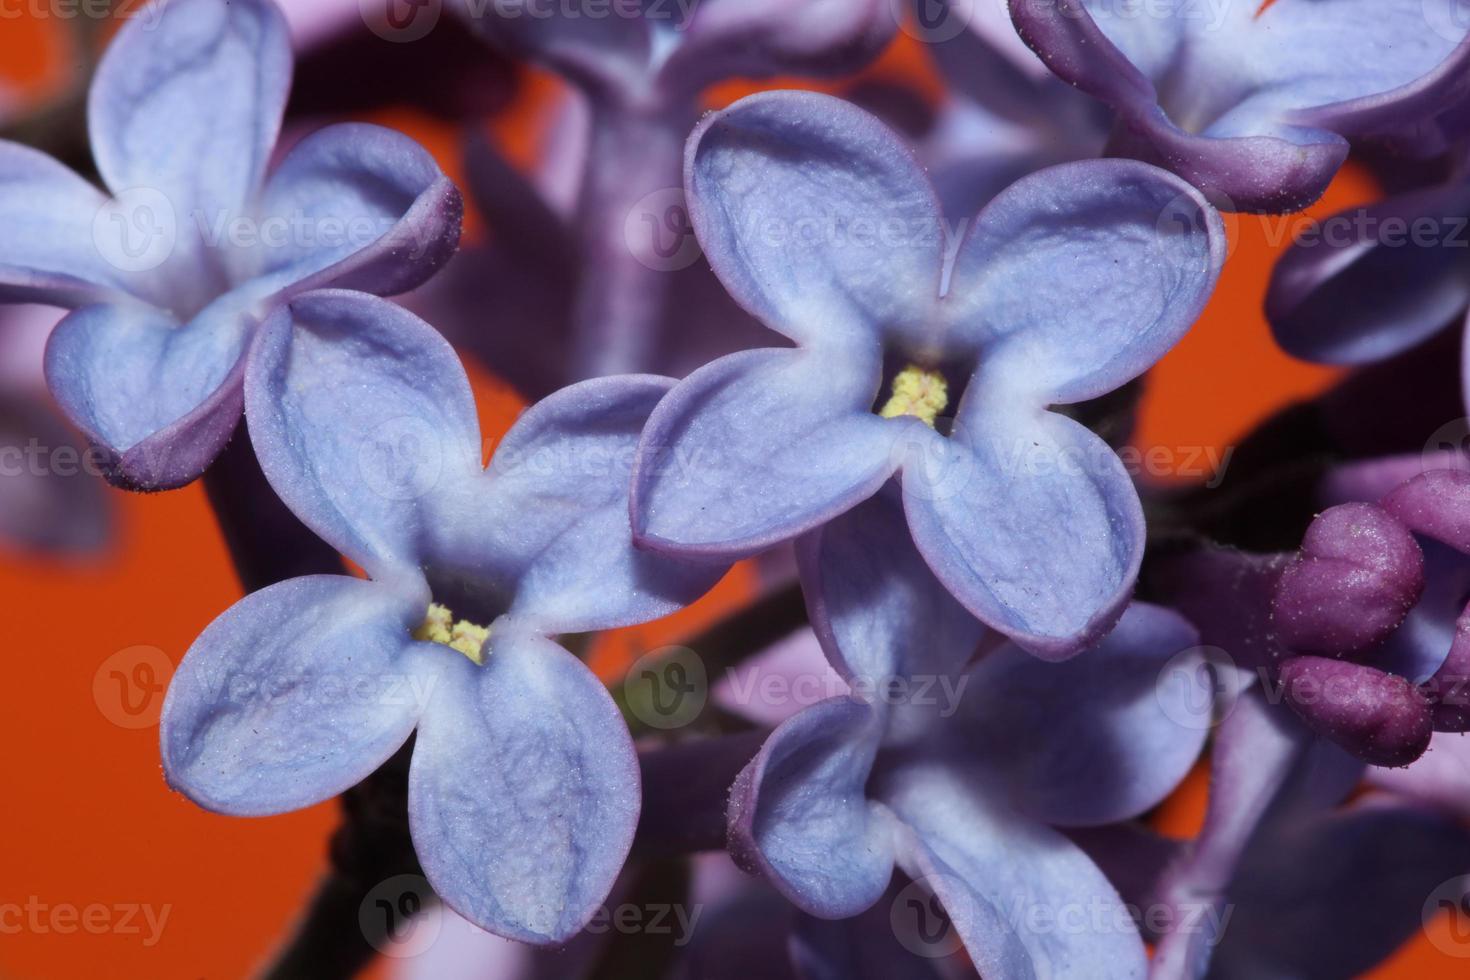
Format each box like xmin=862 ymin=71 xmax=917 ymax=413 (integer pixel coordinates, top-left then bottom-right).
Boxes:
xmin=7 ymin=0 xmax=1470 ymax=976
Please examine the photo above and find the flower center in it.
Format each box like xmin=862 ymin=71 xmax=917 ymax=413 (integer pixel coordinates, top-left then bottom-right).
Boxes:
xmin=413 ymin=603 xmax=490 ymax=666
xmin=878 ymin=364 xmax=949 ymax=427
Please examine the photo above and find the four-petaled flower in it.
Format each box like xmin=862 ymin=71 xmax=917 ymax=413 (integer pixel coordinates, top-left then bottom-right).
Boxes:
xmin=0 ymin=0 xmax=462 ymax=490
xmin=729 ymin=488 xmax=1210 ymax=976
xmin=631 ymin=90 xmax=1224 ymax=658
xmin=160 ymin=291 xmax=725 ymax=943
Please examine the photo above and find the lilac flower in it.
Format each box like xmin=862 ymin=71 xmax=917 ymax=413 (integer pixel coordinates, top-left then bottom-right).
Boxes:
xmin=728 ymin=489 xmax=1210 ymax=974
xmin=631 ymin=90 xmax=1224 ymax=657
xmin=159 ymin=291 xmax=725 ymax=943
xmin=448 ymin=0 xmax=896 ymax=378
xmin=1011 ymin=0 xmax=1470 ymax=212
xmin=0 ymin=0 xmax=462 ymax=491
xmin=1090 ymin=689 xmax=1470 ymax=979
xmin=1268 ymin=156 xmax=1470 ymax=364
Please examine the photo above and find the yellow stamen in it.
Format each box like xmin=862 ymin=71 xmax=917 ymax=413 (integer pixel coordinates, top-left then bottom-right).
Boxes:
xmin=414 ymin=602 xmax=490 ymax=665
xmin=878 ymin=364 xmax=949 ymax=427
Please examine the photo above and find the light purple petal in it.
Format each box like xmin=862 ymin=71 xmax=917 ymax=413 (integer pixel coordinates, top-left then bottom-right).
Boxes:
xmin=959 ymin=603 xmax=1207 ymax=825
xmin=409 ymin=625 xmax=639 ymax=945
xmin=1267 ymin=180 xmax=1470 ymax=364
xmin=798 ymin=485 xmax=984 ymax=685
xmin=632 ymin=348 xmax=897 ymax=559
xmin=684 ymin=90 xmax=943 ymax=351
xmin=44 ymin=298 xmax=251 ymax=490
xmin=0 ymin=142 xmax=131 ymax=306
xmin=727 ymin=697 xmax=894 ymax=919
xmin=245 ymin=291 xmax=483 ymax=578
xmin=89 ymin=0 xmax=290 ymax=237
xmin=160 ymin=573 xmax=433 ymax=816
xmin=1382 ymin=467 xmax=1470 ymax=554
xmin=247 ymin=123 xmax=462 ymax=297
xmin=901 ymin=410 xmax=1143 ymax=659
xmin=713 ymin=628 xmax=846 ymax=727
xmin=944 ymin=160 xmax=1224 ymax=405
xmin=468 ymin=375 xmax=727 ymax=633
xmin=882 ymin=765 xmax=1148 ymax=980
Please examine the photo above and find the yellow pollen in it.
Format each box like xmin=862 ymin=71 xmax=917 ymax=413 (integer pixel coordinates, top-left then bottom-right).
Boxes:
xmin=413 ymin=602 xmax=490 ymax=665
xmin=878 ymin=364 xmax=949 ymax=427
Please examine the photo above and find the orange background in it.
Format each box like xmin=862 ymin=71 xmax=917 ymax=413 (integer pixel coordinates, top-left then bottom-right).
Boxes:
xmin=0 ymin=14 xmax=1457 ymax=980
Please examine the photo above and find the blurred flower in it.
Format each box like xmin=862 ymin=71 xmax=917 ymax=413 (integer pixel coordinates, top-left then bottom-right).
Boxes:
xmin=444 ymin=0 xmax=896 ymax=379
xmin=0 ymin=305 xmax=112 ymax=556
xmin=1268 ymin=154 xmax=1470 ymax=365
xmin=0 ymin=0 xmax=462 ymax=490
xmin=160 ymin=291 xmax=726 ymax=944
xmin=916 ymin=0 xmax=1111 ymax=221
xmin=1012 ymin=0 xmax=1470 ymax=212
xmin=730 ymin=488 xmax=1209 ymax=974
xmin=1086 ymin=688 xmax=1470 ymax=979
xmin=631 ymin=90 xmax=1224 ymax=657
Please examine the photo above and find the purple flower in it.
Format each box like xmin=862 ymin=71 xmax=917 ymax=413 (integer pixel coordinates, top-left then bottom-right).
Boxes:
xmin=1011 ymin=0 xmax=1470 ymax=212
xmin=1268 ymin=160 xmax=1470 ymax=364
xmin=1097 ymin=686 xmax=1470 ymax=979
xmin=0 ymin=0 xmax=462 ymax=491
xmin=447 ymin=0 xmax=896 ymax=379
xmin=728 ymin=489 xmax=1210 ymax=973
xmin=631 ymin=90 xmax=1224 ymax=657
xmin=159 ymin=291 xmax=725 ymax=943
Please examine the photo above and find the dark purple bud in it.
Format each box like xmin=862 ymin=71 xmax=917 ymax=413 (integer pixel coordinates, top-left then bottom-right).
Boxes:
xmin=1272 ymin=503 xmax=1423 ymax=657
xmin=1425 ymin=609 xmax=1470 ymax=732
xmin=1278 ymin=656 xmax=1433 ymax=767
xmin=1381 ymin=469 xmax=1470 ymax=555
